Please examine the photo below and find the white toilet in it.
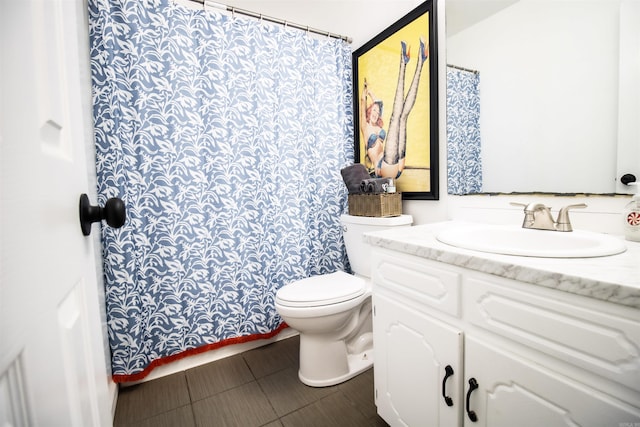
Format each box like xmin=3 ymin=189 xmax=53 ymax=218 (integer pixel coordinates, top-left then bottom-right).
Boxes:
xmin=275 ymin=213 xmax=413 ymax=387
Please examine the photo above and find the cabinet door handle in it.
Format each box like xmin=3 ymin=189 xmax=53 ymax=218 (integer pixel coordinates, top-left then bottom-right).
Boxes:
xmin=466 ymin=378 xmax=479 ymax=422
xmin=441 ymin=365 xmax=454 ymax=406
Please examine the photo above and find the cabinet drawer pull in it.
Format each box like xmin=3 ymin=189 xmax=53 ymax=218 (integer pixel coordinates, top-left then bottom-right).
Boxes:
xmin=466 ymin=378 xmax=479 ymax=422
xmin=442 ymin=365 xmax=454 ymax=406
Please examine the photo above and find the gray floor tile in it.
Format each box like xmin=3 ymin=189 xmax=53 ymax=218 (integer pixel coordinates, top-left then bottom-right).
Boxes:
xmin=280 ymin=391 xmax=373 ymax=427
xmin=258 ymin=366 xmax=337 ymax=417
xmin=192 ymin=381 xmax=278 ymax=427
xmin=243 ymin=335 xmax=299 ymax=378
xmin=338 ymin=368 xmax=377 ymax=418
xmin=186 ymin=353 xmax=254 ymax=401
xmin=114 ymin=372 xmax=191 ymax=425
xmin=123 ymin=405 xmax=195 ymax=427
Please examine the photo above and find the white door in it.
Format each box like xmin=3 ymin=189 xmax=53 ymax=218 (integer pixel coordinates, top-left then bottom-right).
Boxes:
xmin=1 ymin=0 xmax=113 ymax=426
xmin=373 ymin=294 xmax=463 ymax=427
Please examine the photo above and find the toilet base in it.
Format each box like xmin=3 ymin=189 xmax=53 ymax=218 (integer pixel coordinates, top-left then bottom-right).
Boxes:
xmin=297 ymin=333 xmax=374 ymax=387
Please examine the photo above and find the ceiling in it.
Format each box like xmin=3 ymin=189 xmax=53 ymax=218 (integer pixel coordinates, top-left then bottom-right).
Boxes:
xmin=445 ymin=0 xmax=519 ymax=36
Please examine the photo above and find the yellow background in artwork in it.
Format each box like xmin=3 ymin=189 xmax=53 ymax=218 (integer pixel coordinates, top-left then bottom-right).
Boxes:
xmin=357 ymin=12 xmax=431 ymax=192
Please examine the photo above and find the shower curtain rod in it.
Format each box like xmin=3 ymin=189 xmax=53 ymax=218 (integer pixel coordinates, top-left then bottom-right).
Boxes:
xmin=191 ymin=0 xmax=353 ymax=43
xmin=447 ymin=64 xmax=479 ymax=74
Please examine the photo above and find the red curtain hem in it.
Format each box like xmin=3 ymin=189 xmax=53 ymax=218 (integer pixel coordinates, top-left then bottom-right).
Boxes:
xmin=112 ymin=323 xmax=290 ymax=383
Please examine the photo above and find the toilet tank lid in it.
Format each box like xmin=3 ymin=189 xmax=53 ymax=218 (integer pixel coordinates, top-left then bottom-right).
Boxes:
xmin=341 ymin=214 xmax=413 ymax=226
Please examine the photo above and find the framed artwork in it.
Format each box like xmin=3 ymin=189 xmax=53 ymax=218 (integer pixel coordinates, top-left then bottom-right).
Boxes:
xmin=353 ymin=0 xmax=439 ymax=200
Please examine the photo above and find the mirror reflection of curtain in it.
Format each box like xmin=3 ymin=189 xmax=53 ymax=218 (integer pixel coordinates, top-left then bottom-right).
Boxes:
xmin=447 ymin=66 xmax=482 ymax=195
xmin=89 ymin=0 xmax=353 ymax=382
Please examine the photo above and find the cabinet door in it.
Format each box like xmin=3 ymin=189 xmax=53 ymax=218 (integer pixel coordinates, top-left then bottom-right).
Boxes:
xmin=464 ymin=336 xmax=640 ymax=427
xmin=374 ymin=293 xmax=463 ymax=427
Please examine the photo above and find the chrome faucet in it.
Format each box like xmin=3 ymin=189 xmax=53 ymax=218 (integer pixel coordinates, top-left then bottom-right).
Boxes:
xmin=511 ymin=202 xmax=587 ymax=232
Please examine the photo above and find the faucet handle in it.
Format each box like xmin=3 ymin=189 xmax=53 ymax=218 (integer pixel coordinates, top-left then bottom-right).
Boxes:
xmin=556 ymin=203 xmax=587 ymax=232
xmin=511 ymin=202 xmax=552 ymax=228
xmin=511 ymin=202 xmax=533 ymax=227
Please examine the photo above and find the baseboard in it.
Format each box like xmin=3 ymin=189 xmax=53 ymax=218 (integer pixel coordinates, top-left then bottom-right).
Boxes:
xmin=118 ymin=328 xmax=299 ymax=387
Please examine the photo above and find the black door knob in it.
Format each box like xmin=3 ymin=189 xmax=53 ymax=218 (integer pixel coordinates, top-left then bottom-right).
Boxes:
xmin=79 ymin=193 xmax=126 ymax=236
xmin=621 ymin=174 xmax=637 ymax=186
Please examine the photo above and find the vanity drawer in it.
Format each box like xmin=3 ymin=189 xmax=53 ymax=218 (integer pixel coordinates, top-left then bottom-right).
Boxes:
xmin=463 ymin=274 xmax=640 ymax=393
xmin=371 ymin=248 xmax=461 ymax=317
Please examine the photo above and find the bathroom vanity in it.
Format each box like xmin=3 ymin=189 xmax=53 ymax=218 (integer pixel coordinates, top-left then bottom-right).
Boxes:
xmin=365 ymin=222 xmax=640 ymax=427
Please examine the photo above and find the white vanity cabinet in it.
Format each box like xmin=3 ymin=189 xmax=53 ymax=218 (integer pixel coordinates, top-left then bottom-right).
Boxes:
xmin=371 ymin=247 xmax=640 ymax=427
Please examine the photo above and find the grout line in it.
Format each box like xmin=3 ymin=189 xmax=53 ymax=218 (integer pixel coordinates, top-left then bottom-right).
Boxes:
xmin=184 ymin=369 xmax=196 ymax=403
xmin=254 ymin=375 xmax=284 ymax=424
xmin=241 ymin=351 xmax=259 ymax=381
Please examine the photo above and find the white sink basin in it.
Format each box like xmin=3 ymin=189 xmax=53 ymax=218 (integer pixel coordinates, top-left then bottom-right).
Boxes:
xmin=436 ymin=225 xmax=627 ymax=258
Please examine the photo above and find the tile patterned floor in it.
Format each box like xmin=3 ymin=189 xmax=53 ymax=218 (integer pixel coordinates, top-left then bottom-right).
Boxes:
xmin=114 ymin=336 xmax=389 ymax=426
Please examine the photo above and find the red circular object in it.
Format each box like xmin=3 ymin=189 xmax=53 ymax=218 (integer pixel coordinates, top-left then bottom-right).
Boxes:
xmin=627 ymin=211 xmax=640 ymax=226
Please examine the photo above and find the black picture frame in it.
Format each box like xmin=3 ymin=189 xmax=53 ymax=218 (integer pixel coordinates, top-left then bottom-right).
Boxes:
xmin=352 ymin=1 xmax=439 ymax=200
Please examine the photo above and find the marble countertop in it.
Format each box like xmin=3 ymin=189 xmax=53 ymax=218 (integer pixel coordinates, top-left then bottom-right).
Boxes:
xmin=364 ymin=221 xmax=640 ymax=309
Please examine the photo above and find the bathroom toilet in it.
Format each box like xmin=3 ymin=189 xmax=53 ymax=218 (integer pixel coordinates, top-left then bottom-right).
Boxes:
xmin=275 ymin=214 xmax=413 ymax=387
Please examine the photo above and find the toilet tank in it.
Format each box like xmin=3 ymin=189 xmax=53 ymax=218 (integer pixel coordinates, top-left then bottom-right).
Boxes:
xmin=341 ymin=214 xmax=413 ymax=278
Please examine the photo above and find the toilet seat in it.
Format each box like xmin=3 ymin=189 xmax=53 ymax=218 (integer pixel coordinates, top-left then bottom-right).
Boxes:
xmin=276 ymin=271 xmax=365 ymax=307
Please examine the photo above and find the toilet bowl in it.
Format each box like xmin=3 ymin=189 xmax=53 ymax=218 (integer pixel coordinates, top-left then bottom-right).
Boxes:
xmin=275 ymin=214 xmax=413 ymax=387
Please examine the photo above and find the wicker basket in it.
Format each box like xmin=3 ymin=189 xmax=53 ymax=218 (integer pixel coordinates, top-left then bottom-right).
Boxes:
xmin=348 ymin=193 xmax=402 ymax=217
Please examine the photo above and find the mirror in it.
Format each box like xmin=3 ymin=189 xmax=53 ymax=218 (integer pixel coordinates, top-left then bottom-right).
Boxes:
xmin=446 ymin=0 xmax=640 ymax=195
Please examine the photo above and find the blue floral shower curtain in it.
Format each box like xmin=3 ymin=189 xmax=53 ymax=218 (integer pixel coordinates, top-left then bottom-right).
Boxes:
xmin=446 ymin=66 xmax=482 ymax=194
xmin=89 ymin=0 xmax=353 ymax=381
